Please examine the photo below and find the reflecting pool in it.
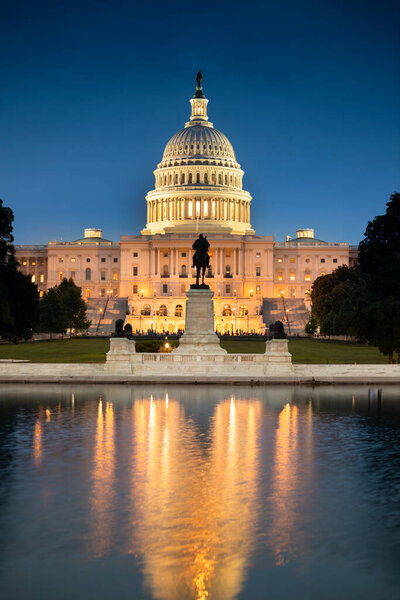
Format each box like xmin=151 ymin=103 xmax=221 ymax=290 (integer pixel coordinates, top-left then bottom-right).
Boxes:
xmin=0 ymin=385 xmax=399 ymax=600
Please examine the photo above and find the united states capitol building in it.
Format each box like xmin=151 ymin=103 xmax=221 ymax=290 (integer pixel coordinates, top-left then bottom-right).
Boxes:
xmin=15 ymin=75 xmax=356 ymax=335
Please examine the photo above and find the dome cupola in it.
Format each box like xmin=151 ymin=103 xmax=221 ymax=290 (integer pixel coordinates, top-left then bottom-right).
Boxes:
xmin=142 ymin=73 xmax=254 ymax=236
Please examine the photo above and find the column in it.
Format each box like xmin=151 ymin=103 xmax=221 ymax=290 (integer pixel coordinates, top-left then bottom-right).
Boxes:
xmin=154 ymin=248 xmax=158 ymax=275
xmin=174 ymin=248 xmax=178 ymax=275
xmin=233 ymin=249 xmax=237 ymax=275
xmin=149 ymin=245 xmax=153 ymax=276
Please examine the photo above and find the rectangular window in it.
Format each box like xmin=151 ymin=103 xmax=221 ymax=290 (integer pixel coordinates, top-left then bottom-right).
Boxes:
xmin=101 ymin=289 xmax=105 ymax=297
xmin=256 ymin=285 xmax=260 ymax=293
xmin=133 ymin=284 xmax=138 ymax=294
xmin=133 ymin=252 xmax=138 ymax=257
xmin=181 ymin=252 xmax=186 ymax=257
xmin=58 ymin=271 xmax=63 ymax=281
xmin=113 ymin=273 xmax=118 ymax=281
xmin=113 ymin=257 xmax=118 ymax=263
xmin=58 ymin=258 xmax=63 ymax=263
xmin=290 ymin=272 xmax=295 ymax=280
xmin=321 ymin=258 xmax=325 ymax=263
xmin=133 ymin=266 xmax=138 ymax=276
xmin=277 ymin=258 xmax=283 ymax=263
xmin=305 ymin=273 xmax=311 ymax=281
xmin=31 ymin=275 xmax=36 ymax=283
xmin=70 ymin=271 xmax=75 ymax=279
xmin=101 ymin=271 xmax=106 ymax=280
xmin=71 ymin=258 xmax=76 ymax=263
xmin=277 ymin=272 xmax=283 ymax=281
xmin=162 ymin=284 xmax=168 ymax=294
xmin=225 ymin=284 xmax=231 ymax=294
xmin=256 ymin=266 xmax=261 ymax=276
xmin=290 ymin=258 xmax=295 ymax=263
xmin=163 ymin=252 xmax=168 ymax=257
xmin=256 ymin=252 xmax=261 ymax=258
xmin=101 ymin=257 xmax=106 ymax=263
xmin=290 ymin=289 xmax=296 ymax=297
xmin=333 ymin=258 xmax=338 ymax=263
xmin=39 ymin=274 xmax=44 ymax=283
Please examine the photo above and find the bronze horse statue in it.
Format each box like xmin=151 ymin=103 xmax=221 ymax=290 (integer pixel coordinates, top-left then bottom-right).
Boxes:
xmin=192 ymin=234 xmax=210 ymax=287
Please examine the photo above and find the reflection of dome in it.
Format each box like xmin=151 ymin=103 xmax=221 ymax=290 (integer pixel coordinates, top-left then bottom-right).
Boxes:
xmin=162 ymin=125 xmax=237 ymax=164
xmin=142 ymin=74 xmax=255 ymax=236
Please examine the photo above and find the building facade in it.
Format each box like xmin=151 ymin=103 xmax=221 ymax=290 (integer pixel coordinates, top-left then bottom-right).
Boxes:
xmin=15 ymin=76 xmax=350 ymax=334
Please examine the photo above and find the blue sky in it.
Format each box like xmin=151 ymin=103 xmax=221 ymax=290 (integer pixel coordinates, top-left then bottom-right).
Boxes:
xmin=1 ymin=0 xmax=399 ymax=245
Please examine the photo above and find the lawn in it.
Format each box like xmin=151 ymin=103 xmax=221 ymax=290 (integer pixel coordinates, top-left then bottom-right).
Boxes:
xmin=0 ymin=337 xmax=389 ymax=363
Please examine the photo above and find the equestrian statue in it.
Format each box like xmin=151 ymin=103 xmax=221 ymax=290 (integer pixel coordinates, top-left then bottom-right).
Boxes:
xmin=192 ymin=233 xmax=210 ymax=288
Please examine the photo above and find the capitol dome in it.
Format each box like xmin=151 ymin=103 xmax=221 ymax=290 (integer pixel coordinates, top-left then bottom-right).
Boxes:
xmin=161 ymin=125 xmax=237 ymax=164
xmin=142 ymin=73 xmax=254 ymax=236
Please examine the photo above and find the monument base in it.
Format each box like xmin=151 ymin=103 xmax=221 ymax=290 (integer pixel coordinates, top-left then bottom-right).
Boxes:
xmin=105 ymin=337 xmax=137 ymax=373
xmin=265 ymin=338 xmax=292 ymax=362
xmin=173 ymin=288 xmax=227 ymax=354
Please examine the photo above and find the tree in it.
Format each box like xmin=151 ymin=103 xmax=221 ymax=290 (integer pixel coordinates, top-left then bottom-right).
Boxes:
xmin=358 ymin=193 xmax=400 ymax=296
xmin=305 ymin=314 xmax=317 ymax=336
xmin=320 ymin=311 xmax=337 ymax=336
xmin=39 ymin=289 xmax=67 ymax=337
xmin=56 ymin=278 xmax=91 ymax=335
xmin=0 ymin=199 xmax=39 ymax=341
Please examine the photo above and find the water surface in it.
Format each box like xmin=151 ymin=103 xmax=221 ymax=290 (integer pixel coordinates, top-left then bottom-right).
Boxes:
xmin=0 ymin=384 xmax=399 ymax=600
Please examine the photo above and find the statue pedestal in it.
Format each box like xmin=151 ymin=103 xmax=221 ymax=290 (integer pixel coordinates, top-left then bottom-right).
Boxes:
xmin=173 ymin=289 xmax=227 ymax=354
xmin=105 ymin=337 xmax=136 ymax=372
xmin=265 ymin=339 xmax=292 ymax=363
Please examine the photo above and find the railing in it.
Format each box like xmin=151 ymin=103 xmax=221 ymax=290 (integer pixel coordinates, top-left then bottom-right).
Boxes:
xmin=224 ymin=273 xmax=233 ymax=278
xmin=160 ymin=274 xmax=170 ymax=278
xmin=179 ymin=274 xmax=188 ymax=278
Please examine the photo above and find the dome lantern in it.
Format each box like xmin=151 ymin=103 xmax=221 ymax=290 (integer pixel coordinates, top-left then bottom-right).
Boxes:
xmin=141 ymin=73 xmax=255 ymax=236
xmin=189 ymin=70 xmax=209 ymax=124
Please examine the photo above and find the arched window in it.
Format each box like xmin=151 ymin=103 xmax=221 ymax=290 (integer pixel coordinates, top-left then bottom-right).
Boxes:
xmin=204 ymin=172 xmax=208 ymax=184
xmin=162 ymin=264 xmax=169 ymax=276
xmin=174 ymin=173 xmax=178 ymax=184
xmin=141 ymin=304 xmax=151 ymax=316
xmin=239 ymin=305 xmax=248 ymax=316
xmin=196 ymin=173 xmax=200 ymax=183
xmin=175 ymin=304 xmax=183 ymax=317
xmin=229 ymin=175 xmax=233 ymax=185
xmin=85 ymin=268 xmax=91 ymax=281
xmin=222 ymin=304 xmax=232 ymax=316
xmin=211 ymin=173 xmax=216 ymax=184
xmin=188 ymin=173 xmax=192 ymax=184
xmin=218 ymin=174 xmax=222 ymax=185
xmin=169 ymin=174 xmax=172 ymax=184
xmin=159 ymin=305 xmax=167 ymax=316
xmin=196 ymin=200 xmax=201 ymax=217
xmin=224 ymin=174 xmax=228 ymax=185
xmin=180 ymin=173 xmax=185 ymax=184
xmin=181 ymin=264 xmax=187 ymax=275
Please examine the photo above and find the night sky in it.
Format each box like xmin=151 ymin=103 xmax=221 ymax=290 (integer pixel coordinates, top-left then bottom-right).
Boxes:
xmin=1 ymin=0 xmax=399 ymax=245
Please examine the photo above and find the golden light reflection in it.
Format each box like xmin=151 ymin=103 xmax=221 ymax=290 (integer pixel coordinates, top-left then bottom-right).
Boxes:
xmin=45 ymin=408 xmax=51 ymax=421
xmin=128 ymin=395 xmax=262 ymax=600
xmin=33 ymin=419 xmax=42 ymax=466
xmin=269 ymin=401 xmax=313 ymax=566
xmin=88 ymin=399 xmax=115 ymax=557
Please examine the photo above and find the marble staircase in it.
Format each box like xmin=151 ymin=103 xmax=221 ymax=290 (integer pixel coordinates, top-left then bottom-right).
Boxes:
xmin=262 ymin=298 xmax=310 ymax=335
xmin=86 ymin=297 xmax=128 ymax=336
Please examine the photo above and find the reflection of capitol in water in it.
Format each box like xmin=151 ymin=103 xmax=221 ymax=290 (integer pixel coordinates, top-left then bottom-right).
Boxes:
xmin=79 ymin=388 xmax=315 ymax=600
xmin=130 ymin=395 xmax=262 ymax=600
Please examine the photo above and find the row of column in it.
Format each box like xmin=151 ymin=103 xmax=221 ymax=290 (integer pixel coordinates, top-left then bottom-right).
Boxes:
xmin=149 ymin=247 xmax=244 ymax=277
xmin=147 ymin=198 xmax=250 ymax=224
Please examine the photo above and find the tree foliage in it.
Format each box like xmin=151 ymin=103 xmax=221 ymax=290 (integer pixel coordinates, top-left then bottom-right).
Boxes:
xmin=305 ymin=314 xmax=317 ymax=336
xmin=310 ymin=193 xmax=400 ymax=361
xmin=39 ymin=288 xmax=67 ymax=335
xmin=0 ymin=199 xmax=39 ymax=341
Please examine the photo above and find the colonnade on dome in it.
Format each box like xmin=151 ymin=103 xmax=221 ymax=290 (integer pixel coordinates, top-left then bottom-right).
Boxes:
xmin=146 ymin=197 xmax=250 ymax=225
